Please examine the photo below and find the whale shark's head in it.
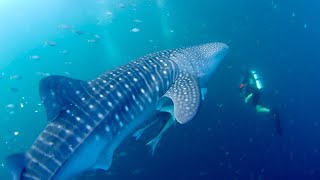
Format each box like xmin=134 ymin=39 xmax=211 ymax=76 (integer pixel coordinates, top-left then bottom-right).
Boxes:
xmin=172 ymin=42 xmax=229 ymax=86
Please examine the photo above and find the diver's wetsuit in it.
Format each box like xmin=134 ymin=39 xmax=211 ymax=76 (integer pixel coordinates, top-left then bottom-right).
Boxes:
xmin=240 ymin=70 xmax=282 ymax=135
xmin=240 ymin=71 xmax=261 ymax=106
xmin=241 ymin=85 xmax=261 ymax=106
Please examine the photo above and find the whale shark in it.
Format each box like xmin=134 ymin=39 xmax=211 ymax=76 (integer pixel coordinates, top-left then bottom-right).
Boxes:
xmin=6 ymin=42 xmax=228 ymax=180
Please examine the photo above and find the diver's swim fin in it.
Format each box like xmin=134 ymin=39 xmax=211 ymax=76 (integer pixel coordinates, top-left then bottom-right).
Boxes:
xmin=271 ymin=108 xmax=282 ymax=135
xmin=201 ymin=88 xmax=207 ymax=101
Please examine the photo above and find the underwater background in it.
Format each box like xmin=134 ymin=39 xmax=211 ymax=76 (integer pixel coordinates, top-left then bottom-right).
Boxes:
xmin=1 ymin=0 xmax=319 ymax=179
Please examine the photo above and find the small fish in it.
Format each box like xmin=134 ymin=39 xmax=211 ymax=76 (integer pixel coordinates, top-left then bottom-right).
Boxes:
xmin=9 ymin=87 xmax=19 ymax=93
xmin=130 ymin=28 xmax=140 ymax=33
xmin=29 ymin=55 xmax=40 ymax=60
xmin=216 ymin=104 xmax=224 ymax=108
xmin=105 ymin=11 xmax=113 ymax=16
xmin=14 ymin=132 xmax=19 ymax=136
xmin=58 ymin=24 xmax=72 ymax=29
xmin=104 ymin=171 xmax=112 ymax=175
xmin=94 ymin=34 xmax=101 ymax=39
xmin=96 ymin=0 xmax=105 ymax=4
xmin=87 ymin=39 xmax=97 ymax=43
xmin=200 ymin=171 xmax=209 ymax=176
xmin=118 ymin=151 xmax=128 ymax=157
xmin=36 ymin=72 xmax=51 ymax=77
xmin=59 ymin=50 xmax=69 ymax=54
xmin=6 ymin=104 xmax=15 ymax=109
xmin=72 ymin=29 xmax=85 ymax=35
xmin=64 ymin=61 xmax=72 ymax=65
xmin=10 ymin=75 xmax=22 ymax=80
xmin=45 ymin=41 xmax=57 ymax=47
xmin=132 ymin=19 xmax=143 ymax=23
xmin=119 ymin=3 xmax=125 ymax=8
xmin=131 ymin=168 xmax=144 ymax=175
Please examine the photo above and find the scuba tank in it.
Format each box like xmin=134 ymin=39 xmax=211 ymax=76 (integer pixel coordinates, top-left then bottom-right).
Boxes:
xmin=250 ymin=70 xmax=263 ymax=89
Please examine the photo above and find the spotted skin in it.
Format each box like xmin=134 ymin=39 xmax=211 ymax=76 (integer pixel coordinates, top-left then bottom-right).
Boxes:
xmin=21 ymin=51 xmax=179 ymax=180
xmin=7 ymin=43 xmax=228 ymax=180
xmin=171 ymin=42 xmax=228 ymax=85
xmin=163 ymin=72 xmax=201 ymax=124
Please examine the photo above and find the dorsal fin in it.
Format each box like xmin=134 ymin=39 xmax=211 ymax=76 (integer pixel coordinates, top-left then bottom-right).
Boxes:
xmin=161 ymin=72 xmax=201 ymax=124
xmin=6 ymin=153 xmax=26 ymax=180
xmin=39 ymin=75 xmax=86 ymax=122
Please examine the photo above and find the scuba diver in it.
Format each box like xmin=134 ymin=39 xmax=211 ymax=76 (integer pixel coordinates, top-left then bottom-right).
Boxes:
xmin=239 ymin=69 xmax=282 ymax=135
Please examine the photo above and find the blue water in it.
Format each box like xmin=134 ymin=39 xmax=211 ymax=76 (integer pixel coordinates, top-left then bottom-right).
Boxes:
xmin=1 ymin=0 xmax=319 ymax=179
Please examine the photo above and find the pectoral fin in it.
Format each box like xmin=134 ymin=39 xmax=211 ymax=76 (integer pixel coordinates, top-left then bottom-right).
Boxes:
xmin=161 ymin=72 xmax=201 ymax=124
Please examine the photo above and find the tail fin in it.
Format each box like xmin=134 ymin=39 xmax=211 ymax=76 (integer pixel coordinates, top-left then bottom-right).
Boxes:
xmin=146 ymin=135 xmax=162 ymax=156
xmin=6 ymin=153 xmax=26 ymax=180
